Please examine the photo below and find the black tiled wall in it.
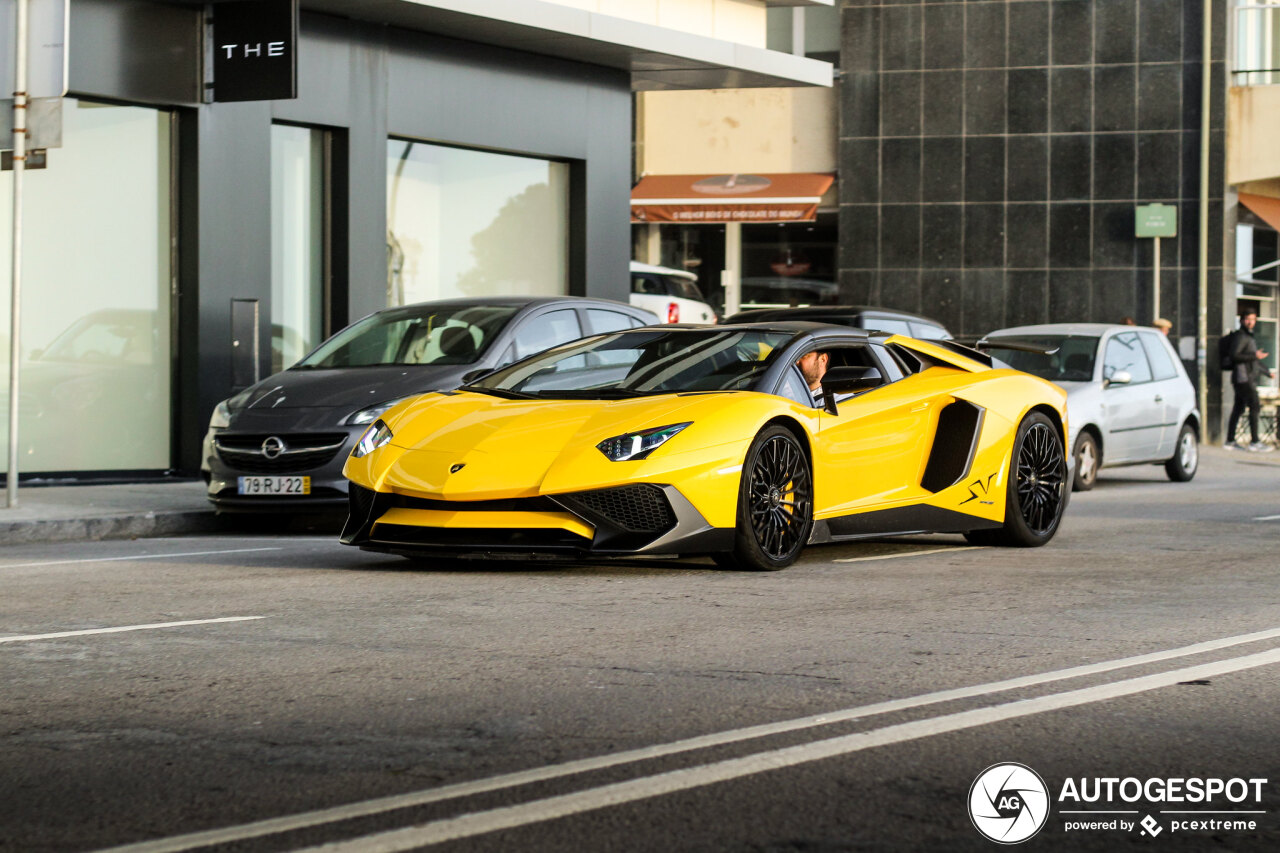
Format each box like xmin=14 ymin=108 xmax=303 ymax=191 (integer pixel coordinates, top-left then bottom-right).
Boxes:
xmin=838 ymin=0 xmax=1228 ymax=340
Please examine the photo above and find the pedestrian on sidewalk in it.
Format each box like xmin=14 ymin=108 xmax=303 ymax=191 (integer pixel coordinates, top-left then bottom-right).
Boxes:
xmin=1225 ymin=309 xmax=1276 ymax=452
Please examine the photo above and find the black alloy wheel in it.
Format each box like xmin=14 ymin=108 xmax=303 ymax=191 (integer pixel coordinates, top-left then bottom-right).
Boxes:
xmin=716 ymin=425 xmax=813 ymax=571
xmin=966 ymin=411 xmax=1066 ymax=547
xmin=1015 ymin=418 xmax=1067 ymax=537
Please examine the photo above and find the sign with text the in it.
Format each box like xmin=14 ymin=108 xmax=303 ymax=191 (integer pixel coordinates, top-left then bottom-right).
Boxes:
xmin=211 ymin=0 xmax=297 ymax=103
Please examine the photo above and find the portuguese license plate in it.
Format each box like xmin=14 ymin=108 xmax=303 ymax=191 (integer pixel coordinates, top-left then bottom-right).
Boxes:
xmin=237 ymin=476 xmax=310 ymax=496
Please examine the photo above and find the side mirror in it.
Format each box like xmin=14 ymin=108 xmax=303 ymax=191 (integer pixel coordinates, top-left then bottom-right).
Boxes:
xmin=1104 ymin=370 xmax=1132 ymax=388
xmin=820 ymin=366 xmax=882 ymax=414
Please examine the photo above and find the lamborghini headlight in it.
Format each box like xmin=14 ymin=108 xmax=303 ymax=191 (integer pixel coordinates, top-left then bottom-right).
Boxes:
xmin=346 ymin=397 xmax=412 ymax=426
xmin=352 ymin=419 xmax=394 ymax=458
xmin=596 ymin=422 xmax=691 ymax=462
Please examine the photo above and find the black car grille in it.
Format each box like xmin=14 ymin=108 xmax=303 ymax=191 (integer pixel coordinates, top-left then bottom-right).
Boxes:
xmin=214 ymin=433 xmax=348 ymax=474
xmin=556 ymin=485 xmax=675 ymax=534
xmin=390 ymin=494 xmax=563 ymax=513
xmin=371 ymin=524 xmax=590 ymax=552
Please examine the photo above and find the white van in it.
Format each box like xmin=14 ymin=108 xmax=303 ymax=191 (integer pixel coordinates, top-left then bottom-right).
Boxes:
xmin=629 ymin=261 xmax=718 ymax=324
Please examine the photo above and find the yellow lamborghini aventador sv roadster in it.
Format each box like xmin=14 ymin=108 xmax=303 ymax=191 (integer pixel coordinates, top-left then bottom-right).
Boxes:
xmin=341 ymin=322 xmax=1071 ymax=570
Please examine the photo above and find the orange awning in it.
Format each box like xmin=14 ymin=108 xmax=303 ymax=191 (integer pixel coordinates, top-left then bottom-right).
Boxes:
xmin=631 ymin=173 xmax=834 ymax=224
xmin=1241 ymin=192 xmax=1280 ymax=232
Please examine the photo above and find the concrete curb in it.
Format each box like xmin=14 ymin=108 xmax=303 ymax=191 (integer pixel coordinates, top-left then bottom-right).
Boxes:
xmin=0 ymin=510 xmax=223 ymax=546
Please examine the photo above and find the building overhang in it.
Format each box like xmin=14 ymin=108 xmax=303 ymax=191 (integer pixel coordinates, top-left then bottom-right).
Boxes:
xmin=300 ymin=0 xmax=833 ymax=90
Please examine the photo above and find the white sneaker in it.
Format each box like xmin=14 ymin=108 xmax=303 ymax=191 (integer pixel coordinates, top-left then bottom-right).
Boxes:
xmin=1248 ymin=442 xmax=1275 ymax=453
xmin=1224 ymin=441 xmax=1242 ymax=450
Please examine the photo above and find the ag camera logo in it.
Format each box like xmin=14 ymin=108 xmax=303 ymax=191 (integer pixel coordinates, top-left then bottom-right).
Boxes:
xmin=969 ymin=763 xmax=1050 ymax=844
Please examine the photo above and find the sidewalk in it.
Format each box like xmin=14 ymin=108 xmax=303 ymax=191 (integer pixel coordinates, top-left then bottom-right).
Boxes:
xmin=0 ymin=480 xmax=220 ymax=546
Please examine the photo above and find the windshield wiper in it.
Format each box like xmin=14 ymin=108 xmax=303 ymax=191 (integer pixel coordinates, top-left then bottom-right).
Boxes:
xmin=462 ymin=386 xmax=536 ymax=400
xmin=528 ymin=388 xmax=648 ymax=399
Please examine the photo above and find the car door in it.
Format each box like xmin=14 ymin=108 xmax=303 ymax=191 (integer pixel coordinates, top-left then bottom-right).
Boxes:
xmin=1137 ymin=330 xmax=1190 ymax=457
xmin=1100 ymin=330 xmax=1162 ymax=462
xmin=807 ymin=343 xmax=939 ymax=516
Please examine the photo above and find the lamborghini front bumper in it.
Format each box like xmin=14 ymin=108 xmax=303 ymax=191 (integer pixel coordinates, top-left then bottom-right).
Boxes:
xmin=340 ymin=482 xmax=733 ymax=558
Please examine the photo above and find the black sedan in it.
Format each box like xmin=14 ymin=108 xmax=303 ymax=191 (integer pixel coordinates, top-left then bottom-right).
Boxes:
xmin=202 ymin=296 xmax=657 ymax=511
xmin=724 ymin=305 xmax=951 ymax=339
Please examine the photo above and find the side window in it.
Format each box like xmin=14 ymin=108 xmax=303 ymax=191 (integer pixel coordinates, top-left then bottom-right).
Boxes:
xmin=585 ymin=309 xmax=632 ymax=335
xmin=631 ymin=275 xmax=663 ymax=295
xmin=774 ymin=366 xmax=813 ymax=406
xmin=1138 ymin=331 xmax=1178 ymax=380
xmin=869 ymin=344 xmax=905 ymax=382
xmin=909 ymin=321 xmax=949 ymax=340
xmin=512 ymin=309 xmax=583 ymax=361
xmin=863 ymin=315 xmax=912 ymax=336
xmin=1103 ymin=332 xmax=1154 ymax=384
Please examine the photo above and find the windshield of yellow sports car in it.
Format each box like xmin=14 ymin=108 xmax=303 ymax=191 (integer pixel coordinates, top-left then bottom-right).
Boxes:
xmin=465 ymin=329 xmax=794 ymax=399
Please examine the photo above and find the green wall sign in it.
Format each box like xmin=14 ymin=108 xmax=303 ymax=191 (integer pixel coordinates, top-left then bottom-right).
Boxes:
xmin=1135 ymin=203 xmax=1177 ymax=238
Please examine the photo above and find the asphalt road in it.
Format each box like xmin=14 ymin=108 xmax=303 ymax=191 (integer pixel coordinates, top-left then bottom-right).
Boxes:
xmin=3 ymin=447 xmax=1280 ymax=852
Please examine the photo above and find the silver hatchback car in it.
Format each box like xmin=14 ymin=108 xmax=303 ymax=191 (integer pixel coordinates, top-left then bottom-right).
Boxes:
xmin=983 ymin=323 xmax=1200 ymax=490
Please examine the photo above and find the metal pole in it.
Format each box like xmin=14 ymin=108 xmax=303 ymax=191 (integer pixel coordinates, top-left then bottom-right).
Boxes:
xmin=7 ymin=0 xmax=28 ymax=508
xmin=1197 ymin=0 xmax=1212 ymax=437
xmin=1153 ymin=236 xmax=1161 ymax=323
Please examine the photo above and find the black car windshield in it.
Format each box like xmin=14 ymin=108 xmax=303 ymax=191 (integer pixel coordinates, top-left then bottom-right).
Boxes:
xmin=467 ymin=329 xmax=794 ymax=398
xmin=296 ymin=304 xmax=519 ymax=368
xmin=985 ymin=335 xmax=1100 ymax=382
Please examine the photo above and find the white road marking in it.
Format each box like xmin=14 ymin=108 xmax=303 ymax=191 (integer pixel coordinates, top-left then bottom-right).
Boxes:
xmin=834 ymin=545 xmax=981 ymax=563
xmin=297 ymin=647 xmax=1280 ymax=852
xmin=96 ymin=625 xmax=1280 ymax=853
xmin=0 ymin=547 xmax=282 ymax=570
xmin=0 ymin=617 xmax=265 ymax=644
xmin=1252 ymin=514 xmax=1280 ymax=521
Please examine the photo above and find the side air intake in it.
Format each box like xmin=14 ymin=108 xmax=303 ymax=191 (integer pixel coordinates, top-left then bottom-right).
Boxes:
xmin=921 ymin=400 xmax=985 ymax=493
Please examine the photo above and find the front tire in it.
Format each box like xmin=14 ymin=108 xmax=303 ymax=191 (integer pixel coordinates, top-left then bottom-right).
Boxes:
xmin=980 ymin=411 xmax=1067 ymax=547
xmin=714 ymin=425 xmax=813 ymax=571
xmin=1164 ymin=422 xmax=1198 ymax=482
xmin=1072 ymin=431 xmax=1099 ymax=491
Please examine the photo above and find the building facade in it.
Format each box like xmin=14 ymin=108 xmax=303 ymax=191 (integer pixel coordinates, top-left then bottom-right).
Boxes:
xmin=837 ymin=0 xmax=1276 ymax=440
xmin=0 ymin=0 xmax=829 ymax=480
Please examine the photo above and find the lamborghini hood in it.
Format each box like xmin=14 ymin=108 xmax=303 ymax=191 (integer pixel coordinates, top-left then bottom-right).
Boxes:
xmin=370 ymin=391 xmax=731 ymax=498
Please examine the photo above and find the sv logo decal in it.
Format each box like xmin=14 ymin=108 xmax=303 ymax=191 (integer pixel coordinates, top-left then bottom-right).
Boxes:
xmin=959 ymin=473 xmax=997 ymax=506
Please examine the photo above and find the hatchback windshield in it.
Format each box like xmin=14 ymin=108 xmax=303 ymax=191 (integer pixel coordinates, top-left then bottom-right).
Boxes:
xmin=985 ymin=335 xmax=1100 ymax=382
xmin=296 ymin=304 xmax=518 ymax=368
xmin=467 ymin=328 xmax=793 ymax=398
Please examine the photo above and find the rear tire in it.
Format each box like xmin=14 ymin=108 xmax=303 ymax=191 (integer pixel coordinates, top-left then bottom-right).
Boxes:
xmin=1072 ymin=432 xmax=1099 ymax=491
xmin=1164 ymin=422 xmax=1198 ymax=482
xmin=980 ymin=411 xmax=1067 ymax=547
xmin=714 ymin=425 xmax=813 ymax=571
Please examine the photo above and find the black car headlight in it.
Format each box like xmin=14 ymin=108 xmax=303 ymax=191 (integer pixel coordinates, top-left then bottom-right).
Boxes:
xmin=346 ymin=396 xmax=413 ymax=426
xmin=597 ymin=422 xmax=691 ymax=462
xmin=352 ymin=420 xmax=394 ymax=458
xmin=208 ymin=400 xmax=232 ymax=430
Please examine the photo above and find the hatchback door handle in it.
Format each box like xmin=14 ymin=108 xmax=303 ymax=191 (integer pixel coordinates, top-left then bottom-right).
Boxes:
xmin=1154 ymin=395 xmax=1163 ymax=403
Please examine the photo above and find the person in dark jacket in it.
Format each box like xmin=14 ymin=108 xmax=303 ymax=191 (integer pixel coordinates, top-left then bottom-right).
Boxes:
xmin=1225 ymin=309 xmax=1275 ymax=451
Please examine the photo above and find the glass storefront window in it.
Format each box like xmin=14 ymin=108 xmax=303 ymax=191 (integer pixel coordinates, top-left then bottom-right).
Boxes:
xmin=386 ymin=140 xmax=569 ymax=306
xmin=0 ymin=99 xmax=172 ymax=474
xmin=271 ymin=124 xmax=325 ymax=373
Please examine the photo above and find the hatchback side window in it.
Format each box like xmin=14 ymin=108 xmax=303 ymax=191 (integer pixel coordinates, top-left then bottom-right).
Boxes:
xmin=585 ymin=309 xmax=632 ymax=335
xmin=1138 ymin=331 xmax=1179 ymax=380
xmin=631 ymin=275 xmax=663 ymax=295
xmin=864 ymin=316 xmax=912 ymax=336
xmin=512 ymin=309 xmax=583 ymax=361
xmin=1102 ymin=332 xmax=1154 ymax=384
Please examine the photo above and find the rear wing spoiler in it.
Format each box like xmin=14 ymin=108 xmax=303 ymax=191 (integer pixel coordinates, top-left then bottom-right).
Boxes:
xmin=957 ymin=338 xmax=1061 ymax=356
